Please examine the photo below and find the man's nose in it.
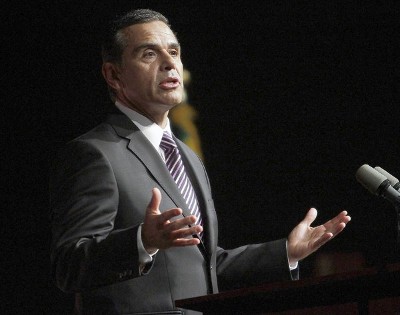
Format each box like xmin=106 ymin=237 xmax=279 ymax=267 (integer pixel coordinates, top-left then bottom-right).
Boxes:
xmin=160 ymin=52 xmax=177 ymax=71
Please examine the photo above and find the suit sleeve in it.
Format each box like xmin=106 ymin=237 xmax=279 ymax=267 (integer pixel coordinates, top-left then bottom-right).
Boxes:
xmin=50 ymin=140 xmax=147 ymax=292
xmin=215 ymin=239 xmax=296 ymax=291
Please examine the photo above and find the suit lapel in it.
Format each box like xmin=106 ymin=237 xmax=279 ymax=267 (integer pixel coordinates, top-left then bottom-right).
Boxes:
xmin=106 ymin=113 xmax=192 ymax=218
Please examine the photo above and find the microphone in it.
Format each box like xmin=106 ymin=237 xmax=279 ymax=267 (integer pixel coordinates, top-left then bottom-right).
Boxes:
xmin=375 ymin=166 xmax=400 ymax=191
xmin=356 ymin=164 xmax=400 ymax=206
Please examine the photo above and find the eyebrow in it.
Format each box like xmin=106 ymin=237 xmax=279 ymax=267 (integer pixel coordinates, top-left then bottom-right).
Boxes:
xmin=133 ymin=42 xmax=181 ymax=53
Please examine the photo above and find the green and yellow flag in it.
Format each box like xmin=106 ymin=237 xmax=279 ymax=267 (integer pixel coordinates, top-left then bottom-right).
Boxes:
xmin=170 ymin=69 xmax=204 ymax=160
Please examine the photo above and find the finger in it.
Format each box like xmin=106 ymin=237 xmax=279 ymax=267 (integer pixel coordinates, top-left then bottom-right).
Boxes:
xmin=164 ymin=214 xmax=197 ymax=231
xmin=172 ymin=237 xmax=201 ymax=247
xmin=328 ymin=222 xmax=347 ymax=237
xmin=169 ymin=224 xmax=203 ymax=239
xmin=340 ymin=211 xmax=351 ymax=224
xmin=331 ymin=211 xmax=348 ymax=223
xmin=324 ymin=211 xmax=351 ymax=230
xmin=146 ymin=188 xmax=162 ymax=215
xmin=336 ymin=211 xmax=351 ymax=223
xmin=303 ymin=208 xmax=318 ymax=226
xmin=312 ymin=232 xmax=333 ymax=250
xmin=160 ymin=208 xmax=184 ymax=223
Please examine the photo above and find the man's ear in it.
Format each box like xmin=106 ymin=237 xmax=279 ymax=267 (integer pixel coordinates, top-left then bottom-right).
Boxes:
xmin=102 ymin=62 xmax=122 ymax=92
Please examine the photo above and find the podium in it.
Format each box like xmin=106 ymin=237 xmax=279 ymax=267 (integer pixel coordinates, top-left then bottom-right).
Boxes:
xmin=175 ymin=264 xmax=400 ymax=314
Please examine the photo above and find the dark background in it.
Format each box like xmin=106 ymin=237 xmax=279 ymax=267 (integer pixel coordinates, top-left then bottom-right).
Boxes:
xmin=4 ymin=1 xmax=399 ymax=313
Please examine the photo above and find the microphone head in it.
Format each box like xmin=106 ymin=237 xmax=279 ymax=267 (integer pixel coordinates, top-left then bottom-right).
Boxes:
xmin=375 ymin=166 xmax=400 ymax=189
xmin=356 ymin=164 xmax=388 ymax=195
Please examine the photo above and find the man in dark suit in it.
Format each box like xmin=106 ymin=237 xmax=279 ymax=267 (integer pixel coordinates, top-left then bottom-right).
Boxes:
xmin=50 ymin=9 xmax=351 ymax=314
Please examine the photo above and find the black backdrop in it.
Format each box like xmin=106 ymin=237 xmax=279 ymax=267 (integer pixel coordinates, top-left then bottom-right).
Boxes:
xmin=4 ymin=1 xmax=399 ymax=313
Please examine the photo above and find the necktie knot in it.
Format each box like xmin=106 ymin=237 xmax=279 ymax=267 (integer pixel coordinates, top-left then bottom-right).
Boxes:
xmin=160 ymin=132 xmax=177 ymax=153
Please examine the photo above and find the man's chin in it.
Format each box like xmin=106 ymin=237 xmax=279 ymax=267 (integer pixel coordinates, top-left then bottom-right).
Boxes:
xmin=160 ymin=88 xmax=183 ymax=102
xmin=161 ymin=96 xmax=183 ymax=107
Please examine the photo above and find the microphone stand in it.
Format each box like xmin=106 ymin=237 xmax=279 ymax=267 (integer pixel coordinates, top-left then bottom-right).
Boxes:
xmin=376 ymin=185 xmax=400 ymax=267
xmin=396 ymin=205 xmax=400 ymax=254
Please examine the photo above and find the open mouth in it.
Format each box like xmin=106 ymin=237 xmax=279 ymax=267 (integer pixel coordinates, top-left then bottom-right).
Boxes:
xmin=159 ymin=77 xmax=180 ymax=89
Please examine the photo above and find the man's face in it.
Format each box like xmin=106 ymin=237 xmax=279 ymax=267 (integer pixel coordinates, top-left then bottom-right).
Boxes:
xmin=112 ymin=21 xmax=184 ymax=117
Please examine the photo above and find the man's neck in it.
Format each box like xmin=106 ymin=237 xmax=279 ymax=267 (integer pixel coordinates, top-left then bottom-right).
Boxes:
xmin=115 ymin=98 xmax=169 ymax=128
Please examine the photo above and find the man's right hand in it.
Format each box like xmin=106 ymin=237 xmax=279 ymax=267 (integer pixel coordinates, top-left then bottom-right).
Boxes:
xmin=141 ymin=188 xmax=203 ymax=253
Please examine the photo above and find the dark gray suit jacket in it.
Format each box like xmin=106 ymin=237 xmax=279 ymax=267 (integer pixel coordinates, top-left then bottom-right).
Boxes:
xmin=50 ymin=112 xmax=295 ymax=314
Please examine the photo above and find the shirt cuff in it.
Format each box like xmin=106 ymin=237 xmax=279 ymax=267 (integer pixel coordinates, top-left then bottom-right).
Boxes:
xmin=285 ymin=240 xmax=299 ymax=270
xmin=289 ymin=261 xmax=299 ymax=270
xmin=137 ymin=224 xmax=158 ymax=269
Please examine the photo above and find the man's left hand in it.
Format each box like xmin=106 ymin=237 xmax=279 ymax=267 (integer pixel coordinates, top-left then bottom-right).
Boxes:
xmin=287 ymin=208 xmax=351 ymax=265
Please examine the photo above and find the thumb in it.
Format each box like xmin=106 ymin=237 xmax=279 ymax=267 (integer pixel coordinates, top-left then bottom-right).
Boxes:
xmin=146 ymin=188 xmax=162 ymax=215
xmin=303 ymin=208 xmax=318 ymax=226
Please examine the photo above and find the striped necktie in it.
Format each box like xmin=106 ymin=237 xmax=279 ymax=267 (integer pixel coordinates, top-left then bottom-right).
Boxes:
xmin=160 ymin=132 xmax=203 ymax=236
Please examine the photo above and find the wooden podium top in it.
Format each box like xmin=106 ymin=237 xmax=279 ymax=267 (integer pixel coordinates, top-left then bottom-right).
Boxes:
xmin=175 ymin=264 xmax=400 ymax=314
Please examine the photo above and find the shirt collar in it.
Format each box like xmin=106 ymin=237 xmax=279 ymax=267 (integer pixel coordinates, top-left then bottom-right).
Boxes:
xmin=115 ymin=101 xmax=172 ymax=150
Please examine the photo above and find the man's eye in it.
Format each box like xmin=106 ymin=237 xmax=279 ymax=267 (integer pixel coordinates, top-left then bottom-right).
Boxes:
xmin=169 ymin=50 xmax=179 ymax=57
xmin=144 ymin=51 xmax=156 ymax=57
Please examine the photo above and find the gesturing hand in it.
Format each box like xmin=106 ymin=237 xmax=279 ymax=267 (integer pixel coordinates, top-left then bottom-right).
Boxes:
xmin=141 ymin=188 xmax=203 ymax=253
xmin=287 ymin=208 xmax=351 ymax=265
